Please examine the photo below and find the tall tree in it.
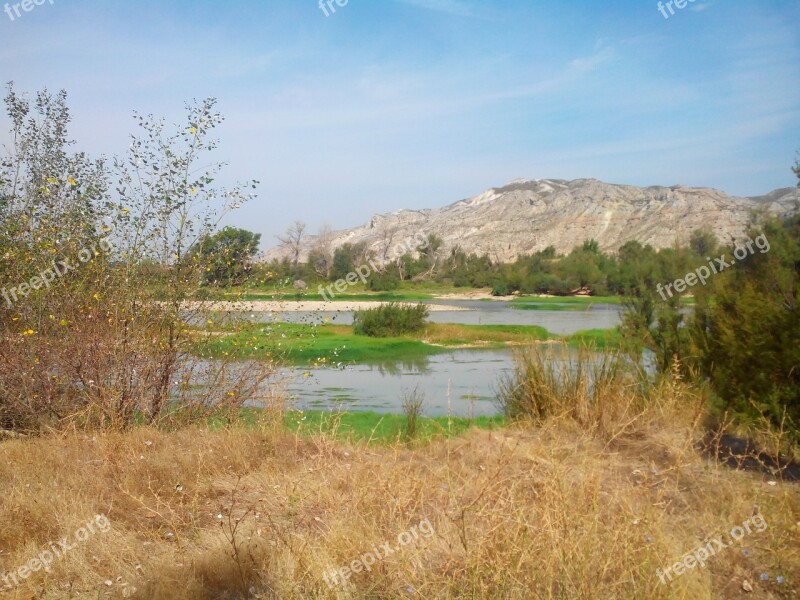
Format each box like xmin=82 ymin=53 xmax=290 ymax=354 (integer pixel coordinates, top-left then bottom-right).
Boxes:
xmin=277 ymin=220 xmax=306 ymax=273
xmin=308 ymin=223 xmax=334 ymax=278
xmin=196 ymin=227 xmax=261 ymax=286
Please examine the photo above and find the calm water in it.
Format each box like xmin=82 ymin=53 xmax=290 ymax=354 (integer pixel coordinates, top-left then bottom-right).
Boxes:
xmin=280 ymin=349 xmax=513 ymax=417
xmin=253 ymin=299 xmax=622 ymax=335
xmin=254 ymin=300 xmax=625 ymax=416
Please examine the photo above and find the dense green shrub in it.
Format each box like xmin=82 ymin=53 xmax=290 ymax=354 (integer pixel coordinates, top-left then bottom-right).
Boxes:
xmin=367 ymin=271 xmax=401 ymax=291
xmin=689 ymin=214 xmax=800 ymax=430
xmin=353 ymin=303 xmax=430 ymax=337
xmin=491 ymin=281 xmax=511 ymax=296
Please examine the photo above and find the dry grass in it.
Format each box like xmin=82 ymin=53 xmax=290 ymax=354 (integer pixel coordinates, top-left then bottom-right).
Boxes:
xmin=1 ymin=392 xmax=798 ymax=600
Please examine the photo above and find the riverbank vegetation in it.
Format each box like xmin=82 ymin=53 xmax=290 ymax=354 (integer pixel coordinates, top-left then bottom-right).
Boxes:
xmin=352 ymin=302 xmax=429 ymax=337
xmin=0 ymin=88 xmax=269 ymax=433
xmin=619 ymin=213 xmax=800 ymax=437
xmin=193 ymin=321 xmax=621 ymax=364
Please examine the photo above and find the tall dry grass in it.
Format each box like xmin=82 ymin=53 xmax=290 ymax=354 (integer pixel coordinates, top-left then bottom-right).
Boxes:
xmin=1 ymin=373 xmax=797 ymax=599
xmin=496 ymin=345 xmax=706 ymax=443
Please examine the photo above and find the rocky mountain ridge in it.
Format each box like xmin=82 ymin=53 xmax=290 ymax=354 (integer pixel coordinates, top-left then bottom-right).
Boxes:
xmin=264 ymin=178 xmax=800 ymax=263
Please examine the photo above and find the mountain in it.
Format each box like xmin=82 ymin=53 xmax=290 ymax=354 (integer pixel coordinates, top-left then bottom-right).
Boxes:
xmin=264 ymin=178 xmax=800 ymax=263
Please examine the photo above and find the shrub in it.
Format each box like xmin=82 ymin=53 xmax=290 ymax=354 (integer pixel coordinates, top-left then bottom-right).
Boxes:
xmin=491 ymin=281 xmax=513 ymax=296
xmin=495 ymin=345 xmax=676 ymax=439
xmin=689 ymin=215 xmax=800 ymax=430
xmin=367 ymin=271 xmax=401 ymax=291
xmin=401 ymin=386 xmax=425 ymax=441
xmin=353 ymin=303 xmax=429 ymax=337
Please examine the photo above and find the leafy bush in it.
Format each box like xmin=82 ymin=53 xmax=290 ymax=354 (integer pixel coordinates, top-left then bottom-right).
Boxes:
xmin=353 ymin=303 xmax=429 ymax=337
xmin=367 ymin=271 xmax=401 ymax=291
xmin=689 ymin=215 xmax=800 ymax=430
xmin=491 ymin=281 xmax=514 ymax=296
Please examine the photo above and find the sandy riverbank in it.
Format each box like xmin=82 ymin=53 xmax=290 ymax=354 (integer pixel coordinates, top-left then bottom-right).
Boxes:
xmin=181 ymin=300 xmax=470 ymax=313
xmin=433 ymin=290 xmax=560 ymax=301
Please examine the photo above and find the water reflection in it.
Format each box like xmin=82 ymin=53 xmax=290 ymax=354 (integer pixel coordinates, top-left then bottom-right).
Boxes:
xmin=281 ymin=349 xmax=511 ymax=417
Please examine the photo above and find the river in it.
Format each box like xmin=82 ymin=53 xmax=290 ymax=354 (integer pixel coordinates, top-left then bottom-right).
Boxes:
xmin=261 ymin=299 xmax=624 ymax=417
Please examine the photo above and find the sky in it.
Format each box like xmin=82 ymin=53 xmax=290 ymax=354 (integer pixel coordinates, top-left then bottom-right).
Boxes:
xmin=1 ymin=0 xmax=799 ymax=248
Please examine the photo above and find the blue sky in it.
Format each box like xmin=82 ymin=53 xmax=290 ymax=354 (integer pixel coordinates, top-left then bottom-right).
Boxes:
xmin=2 ymin=0 xmax=799 ymax=245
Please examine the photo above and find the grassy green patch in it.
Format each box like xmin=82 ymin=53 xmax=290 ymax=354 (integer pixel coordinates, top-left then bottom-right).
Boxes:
xmin=509 ymin=295 xmax=624 ymax=305
xmin=421 ymin=323 xmax=551 ymax=346
xmin=511 ymin=302 xmax=589 ymax=311
xmin=195 ymin=322 xmax=554 ymax=364
xmin=192 ymin=281 xmax=493 ymax=302
xmin=565 ymin=328 xmax=624 ymax=349
xmin=195 ymin=322 xmax=444 ymax=364
xmin=284 ymin=409 xmax=506 ymax=444
xmin=207 ymin=407 xmax=505 ymax=444
xmin=509 ymin=294 xmax=694 ymax=306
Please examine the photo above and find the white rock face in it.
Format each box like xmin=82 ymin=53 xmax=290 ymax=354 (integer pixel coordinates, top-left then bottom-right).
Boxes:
xmin=263 ymin=178 xmax=799 ymax=263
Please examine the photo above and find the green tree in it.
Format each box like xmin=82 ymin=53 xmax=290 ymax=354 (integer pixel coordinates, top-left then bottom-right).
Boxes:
xmin=331 ymin=242 xmax=368 ymax=280
xmin=557 ymin=243 xmax=605 ymax=291
xmin=582 ymin=239 xmax=600 ymax=254
xmin=688 ymin=228 xmax=719 ymax=258
xmin=196 ymin=226 xmax=261 ymax=286
xmin=689 ymin=216 xmax=799 ymax=429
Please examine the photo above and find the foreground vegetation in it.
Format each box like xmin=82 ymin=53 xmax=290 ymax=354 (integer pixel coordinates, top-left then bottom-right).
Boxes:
xmin=1 ymin=371 xmax=798 ymax=599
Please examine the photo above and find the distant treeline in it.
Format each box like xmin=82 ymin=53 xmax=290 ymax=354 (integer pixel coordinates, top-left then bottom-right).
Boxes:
xmin=256 ymin=226 xmax=754 ymax=297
